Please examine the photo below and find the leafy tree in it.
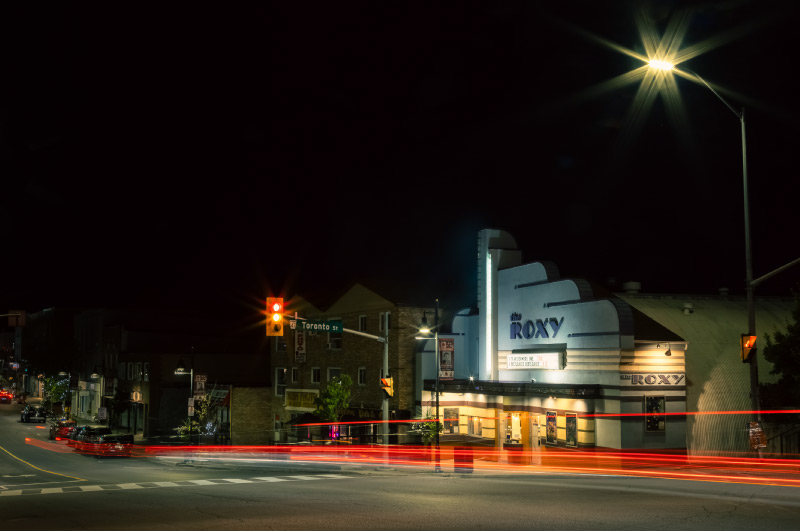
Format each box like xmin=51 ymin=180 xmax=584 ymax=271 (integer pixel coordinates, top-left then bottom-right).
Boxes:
xmin=760 ymin=294 xmax=800 ymax=421
xmin=414 ymin=409 xmax=443 ymax=445
xmin=314 ymin=374 xmax=352 ymax=423
xmin=42 ymin=375 xmax=70 ymax=415
xmin=175 ymin=394 xmax=216 ymax=438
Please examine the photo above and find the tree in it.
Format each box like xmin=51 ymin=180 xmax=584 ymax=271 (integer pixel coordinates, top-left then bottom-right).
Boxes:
xmin=414 ymin=409 xmax=443 ymax=445
xmin=760 ymin=293 xmax=800 ymax=421
xmin=314 ymin=374 xmax=352 ymax=424
xmin=42 ymin=375 xmax=69 ymax=416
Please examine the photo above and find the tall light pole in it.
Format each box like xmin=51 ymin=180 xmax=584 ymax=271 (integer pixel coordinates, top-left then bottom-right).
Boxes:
xmin=417 ymin=299 xmax=442 ymax=472
xmin=648 ymin=61 xmax=761 ymax=421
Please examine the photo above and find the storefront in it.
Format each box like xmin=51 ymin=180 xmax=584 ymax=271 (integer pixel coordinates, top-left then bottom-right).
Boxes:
xmin=417 ymin=229 xmax=687 ymax=451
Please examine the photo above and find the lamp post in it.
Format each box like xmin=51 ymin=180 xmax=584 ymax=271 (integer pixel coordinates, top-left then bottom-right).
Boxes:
xmin=417 ymin=299 xmax=442 ymax=473
xmin=174 ymin=358 xmax=194 ymax=444
xmin=647 ymin=61 xmax=763 ymax=421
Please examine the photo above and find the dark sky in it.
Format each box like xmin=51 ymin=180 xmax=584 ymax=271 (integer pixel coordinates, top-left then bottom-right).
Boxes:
xmin=2 ymin=1 xmax=799 ymax=320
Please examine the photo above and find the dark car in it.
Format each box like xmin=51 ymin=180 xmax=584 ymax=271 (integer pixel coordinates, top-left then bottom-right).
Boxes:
xmin=49 ymin=418 xmax=77 ymax=440
xmin=20 ymin=404 xmax=47 ymax=423
xmin=69 ymin=426 xmax=112 ymax=452
xmin=82 ymin=433 xmax=135 ymax=457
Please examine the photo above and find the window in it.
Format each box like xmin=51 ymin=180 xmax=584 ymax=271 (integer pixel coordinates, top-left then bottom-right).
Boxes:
xmin=135 ymin=362 xmax=143 ymax=381
xmin=143 ymin=362 xmax=149 ymax=382
xmin=311 ymin=367 xmax=321 ymax=384
xmin=359 ymin=315 xmax=367 ymax=332
xmin=328 ymin=367 xmax=341 ymax=381
xmin=379 ymin=312 xmax=391 ymax=332
xmin=645 ymin=396 xmax=666 ymax=432
xmin=328 ymin=331 xmax=342 ymax=350
xmin=276 ymin=338 xmax=287 ymax=352
xmin=291 ymin=367 xmax=298 ymax=383
xmin=118 ymin=362 xmax=126 ymax=381
xmin=358 ymin=367 xmax=367 ymax=386
xmin=127 ymin=363 xmax=135 ymax=381
xmin=275 ymin=368 xmax=287 ymax=396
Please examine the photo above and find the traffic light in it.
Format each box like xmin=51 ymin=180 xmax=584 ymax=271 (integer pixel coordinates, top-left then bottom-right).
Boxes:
xmin=741 ymin=334 xmax=757 ymax=362
xmin=266 ymin=297 xmax=284 ymax=336
xmin=380 ymin=376 xmax=394 ymax=397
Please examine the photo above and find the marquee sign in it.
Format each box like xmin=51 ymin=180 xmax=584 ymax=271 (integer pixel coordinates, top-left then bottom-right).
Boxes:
xmin=506 ymin=352 xmax=564 ymax=370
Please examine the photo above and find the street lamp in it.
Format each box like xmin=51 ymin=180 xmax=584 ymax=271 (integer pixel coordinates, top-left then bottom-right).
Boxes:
xmin=416 ymin=299 xmax=442 ymax=473
xmin=174 ymin=358 xmax=194 ymax=443
xmin=647 ymin=59 xmax=764 ymax=422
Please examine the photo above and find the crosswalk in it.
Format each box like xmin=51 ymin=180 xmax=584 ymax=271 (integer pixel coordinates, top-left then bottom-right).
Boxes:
xmin=0 ymin=473 xmax=353 ymax=497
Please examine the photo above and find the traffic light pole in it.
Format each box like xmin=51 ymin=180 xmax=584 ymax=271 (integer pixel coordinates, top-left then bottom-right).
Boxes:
xmin=341 ymin=326 xmax=390 ymax=445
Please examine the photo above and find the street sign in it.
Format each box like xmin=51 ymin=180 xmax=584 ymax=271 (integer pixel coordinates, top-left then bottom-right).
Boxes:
xmin=188 ymin=397 xmax=195 ymax=407
xmin=188 ymin=406 xmax=195 ymax=417
xmin=97 ymin=407 xmax=107 ymax=420
xmin=294 ymin=320 xmax=343 ymax=333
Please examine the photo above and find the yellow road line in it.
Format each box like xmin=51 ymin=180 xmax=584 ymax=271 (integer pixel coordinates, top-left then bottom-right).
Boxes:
xmin=0 ymin=443 xmax=86 ymax=481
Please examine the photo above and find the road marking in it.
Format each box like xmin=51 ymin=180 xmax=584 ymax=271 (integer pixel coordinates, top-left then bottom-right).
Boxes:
xmin=0 ymin=443 xmax=86 ymax=482
xmin=0 ymin=474 xmax=353 ymax=497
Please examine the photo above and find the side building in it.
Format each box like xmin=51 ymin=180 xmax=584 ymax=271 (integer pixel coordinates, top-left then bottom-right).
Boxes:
xmin=266 ymin=285 xmax=430 ymax=444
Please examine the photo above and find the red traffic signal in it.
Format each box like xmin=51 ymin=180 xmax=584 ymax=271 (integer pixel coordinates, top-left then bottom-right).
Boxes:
xmin=741 ymin=334 xmax=757 ymax=362
xmin=266 ymin=297 xmax=284 ymax=336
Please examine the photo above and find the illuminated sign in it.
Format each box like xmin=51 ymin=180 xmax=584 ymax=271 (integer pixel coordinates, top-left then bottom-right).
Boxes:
xmin=507 ymin=353 xmax=563 ymax=370
xmin=510 ymin=313 xmax=564 ymax=340
xmin=620 ymin=374 xmax=685 ymax=386
xmin=285 ymin=389 xmax=319 ymax=410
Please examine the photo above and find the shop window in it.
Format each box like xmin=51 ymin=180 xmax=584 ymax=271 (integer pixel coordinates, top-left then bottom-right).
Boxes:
xmin=143 ymin=362 xmax=149 ymax=382
xmin=444 ymin=408 xmax=459 ymax=434
xmin=468 ymin=416 xmax=482 ymax=436
xmin=275 ymin=368 xmax=287 ymax=396
xmin=136 ymin=362 xmax=143 ymax=381
xmin=645 ymin=396 xmax=666 ymax=432
xmin=358 ymin=367 xmax=367 ymax=386
xmin=311 ymin=367 xmax=321 ymax=384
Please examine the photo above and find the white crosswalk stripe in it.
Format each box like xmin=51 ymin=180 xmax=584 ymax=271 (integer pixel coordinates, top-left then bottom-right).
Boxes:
xmin=0 ymin=474 xmax=352 ymax=497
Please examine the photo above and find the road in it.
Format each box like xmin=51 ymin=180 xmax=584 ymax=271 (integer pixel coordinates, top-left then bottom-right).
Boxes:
xmin=2 ymin=403 xmax=800 ymax=530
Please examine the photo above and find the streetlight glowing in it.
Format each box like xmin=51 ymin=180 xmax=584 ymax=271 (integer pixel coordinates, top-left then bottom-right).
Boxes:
xmin=649 ymin=59 xmax=674 ymax=71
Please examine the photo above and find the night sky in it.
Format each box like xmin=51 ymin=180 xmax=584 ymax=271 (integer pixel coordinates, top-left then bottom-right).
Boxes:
xmin=2 ymin=1 xmax=799 ymax=321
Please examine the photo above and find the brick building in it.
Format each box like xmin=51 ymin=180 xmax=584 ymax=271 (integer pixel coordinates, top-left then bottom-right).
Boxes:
xmin=267 ymin=284 xmax=433 ymax=444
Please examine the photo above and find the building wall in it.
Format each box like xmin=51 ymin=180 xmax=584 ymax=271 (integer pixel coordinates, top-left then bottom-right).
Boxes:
xmin=231 ymin=387 xmax=272 ymax=445
xmin=617 ymin=292 xmax=793 ymax=455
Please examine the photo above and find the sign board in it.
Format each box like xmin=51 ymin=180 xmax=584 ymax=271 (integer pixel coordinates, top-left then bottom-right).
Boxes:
xmin=439 ymin=338 xmax=454 ymax=380
xmin=188 ymin=406 xmax=195 ymax=417
xmin=507 ymin=352 xmax=564 ymax=370
xmin=188 ymin=397 xmax=195 ymax=407
xmin=97 ymin=407 xmax=107 ymax=420
xmin=748 ymin=421 xmax=767 ymax=450
xmin=294 ymin=320 xmax=343 ymax=333
xmin=194 ymin=374 xmax=207 ymax=382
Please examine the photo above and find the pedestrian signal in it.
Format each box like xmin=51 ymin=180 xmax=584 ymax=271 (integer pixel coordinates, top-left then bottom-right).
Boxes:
xmin=380 ymin=377 xmax=394 ymax=397
xmin=741 ymin=334 xmax=757 ymax=362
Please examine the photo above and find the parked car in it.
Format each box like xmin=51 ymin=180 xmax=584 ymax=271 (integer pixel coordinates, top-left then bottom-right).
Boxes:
xmin=49 ymin=418 xmax=77 ymax=440
xmin=0 ymin=389 xmax=13 ymax=404
xmin=20 ymin=404 xmax=47 ymax=423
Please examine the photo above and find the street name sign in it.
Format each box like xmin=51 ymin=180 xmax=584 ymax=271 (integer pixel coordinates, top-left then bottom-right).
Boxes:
xmin=294 ymin=320 xmax=343 ymax=333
